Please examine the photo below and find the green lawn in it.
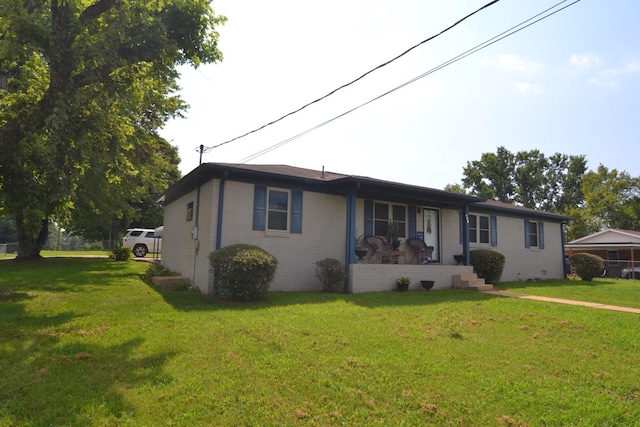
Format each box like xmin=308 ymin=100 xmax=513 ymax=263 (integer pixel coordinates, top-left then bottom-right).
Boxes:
xmin=1 ymin=259 xmax=640 ymax=426
xmin=0 ymin=250 xmax=110 ymax=259
xmin=495 ymin=277 xmax=640 ymax=309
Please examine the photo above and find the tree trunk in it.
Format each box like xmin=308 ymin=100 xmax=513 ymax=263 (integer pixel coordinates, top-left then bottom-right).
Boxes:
xmin=15 ymin=216 xmax=49 ymax=261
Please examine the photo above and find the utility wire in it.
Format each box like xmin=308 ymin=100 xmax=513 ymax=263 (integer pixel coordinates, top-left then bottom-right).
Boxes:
xmin=197 ymin=0 xmax=501 ymax=155
xmin=238 ymin=0 xmax=580 ymax=164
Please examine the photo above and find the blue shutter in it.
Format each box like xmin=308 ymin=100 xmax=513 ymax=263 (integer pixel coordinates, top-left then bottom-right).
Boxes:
xmin=408 ymin=206 xmax=417 ymax=238
xmin=459 ymin=210 xmax=464 ymax=244
xmin=364 ymin=200 xmax=373 ymax=236
xmin=539 ymin=221 xmax=545 ymax=249
xmin=490 ymin=215 xmax=498 ymax=247
xmin=291 ymin=190 xmax=303 ymax=234
xmin=253 ymin=185 xmax=266 ymax=231
xmin=524 ymin=219 xmax=530 ymax=248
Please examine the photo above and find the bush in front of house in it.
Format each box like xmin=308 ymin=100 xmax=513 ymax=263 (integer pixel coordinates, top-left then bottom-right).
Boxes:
xmin=569 ymin=253 xmax=604 ymax=281
xmin=141 ymin=263 xmax=179 ymax=285
xmin=109 ymin=247 xmax=132 ymax=261
xmin=209 ymin=244 xmax=278 ymax=301
xmin=315 ymin=258 xmax=346 ymax=293
xmin=470 ymin=249 xmax=505 ymax=284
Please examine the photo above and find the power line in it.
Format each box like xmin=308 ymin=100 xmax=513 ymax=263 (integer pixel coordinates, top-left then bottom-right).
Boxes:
xmin=196 ymin=0 xmax=501 ymax=156
xmin=237 ymin=0 xmax=581 ymax=164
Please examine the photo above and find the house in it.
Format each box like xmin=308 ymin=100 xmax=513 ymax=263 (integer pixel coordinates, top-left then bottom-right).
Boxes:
xmin=565 ymin=229 xmax=640 ymax=278
xmin=158 ymin=163 xmax=570 ymax=293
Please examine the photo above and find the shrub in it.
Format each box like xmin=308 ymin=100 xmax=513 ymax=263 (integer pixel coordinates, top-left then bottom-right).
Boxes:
xmin=109 ymin=247 xmax=132 ymax=261
xmin=315 ymin=258 xmax=347 ymax=293
xmin=141 ymin=263 xmax=179 ymax=285
xmin=470 ymin=249 xmax=505 ymax=284
xmin=209 ymin=244 xmax=278 ymax=301
xmin=569 ymin=253 xmax=604 ymax=281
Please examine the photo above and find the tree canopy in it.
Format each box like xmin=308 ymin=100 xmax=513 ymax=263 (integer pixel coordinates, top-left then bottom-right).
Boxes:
xmin=0 ymin=0 xmax=225 ymax=259
xmin=450 ymin=146 xmax=639 ymax=241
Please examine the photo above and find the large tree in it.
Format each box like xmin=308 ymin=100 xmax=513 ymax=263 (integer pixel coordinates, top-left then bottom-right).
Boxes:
xmin=458 ymin=147 xmax=587 ymax=212
xmin=0 ymin=0 xmax=225 ymax=259
xmin=565 ymin=166 xmax=640 ymax=241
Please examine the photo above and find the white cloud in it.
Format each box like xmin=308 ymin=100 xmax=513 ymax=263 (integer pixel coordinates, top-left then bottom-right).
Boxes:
xmin=515 ymin=82 xmax=544 ymax=95
xmin=586 ymin=55 xmax=640 ymax=86
xmin=498 ymin=54 xmax=543 ymax=74
xmin=569 ymin=53 xmax=602 ymax=68
xmin=623 ymin=57 xmax=640 ymax=73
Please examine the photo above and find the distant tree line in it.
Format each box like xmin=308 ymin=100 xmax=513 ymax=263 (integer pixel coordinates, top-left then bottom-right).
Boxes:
xmin=445 ymin=146 xmax=640 ymax=241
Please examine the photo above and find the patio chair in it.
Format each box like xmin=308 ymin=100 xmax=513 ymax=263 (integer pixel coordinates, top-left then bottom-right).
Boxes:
xmin=407 ymin=238 xmax=434 ymax=264
xmin=364 ymin=236 xmax=392 ymax=263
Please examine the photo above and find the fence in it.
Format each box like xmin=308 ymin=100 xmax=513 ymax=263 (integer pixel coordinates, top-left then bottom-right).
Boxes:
xmin=601 ymin=259 xmax=640 ymax=279
xmin=1 ymin=240 xmax=120 ymax=257
xmin=0 ymin=242 xmax=18 ymax=256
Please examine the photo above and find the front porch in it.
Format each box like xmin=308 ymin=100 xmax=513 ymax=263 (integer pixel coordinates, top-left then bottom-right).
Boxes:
xmin=349 ymin=263 xmax=475 ymax=293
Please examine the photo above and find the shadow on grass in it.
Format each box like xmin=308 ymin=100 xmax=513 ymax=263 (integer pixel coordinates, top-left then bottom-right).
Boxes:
xmin=0 ymin=258 xmax=140 ymax=293
xmin=147 ymin=283 xmax=501 ymax=312
xmin=494 ymin=278 xmax=614 ymax=291
xmin=0 ymin=305 xmax=176 ymax=425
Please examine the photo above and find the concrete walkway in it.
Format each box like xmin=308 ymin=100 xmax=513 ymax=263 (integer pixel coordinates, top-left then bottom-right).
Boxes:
xmin=482 ymin=290 xmax=640 ymax=314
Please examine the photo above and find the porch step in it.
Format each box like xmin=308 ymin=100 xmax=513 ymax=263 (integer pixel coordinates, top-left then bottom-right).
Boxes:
xmin=152 ymin=276 xmax=190 ymax=287
xmin=452 ymin=273 xmax=493 ymax=291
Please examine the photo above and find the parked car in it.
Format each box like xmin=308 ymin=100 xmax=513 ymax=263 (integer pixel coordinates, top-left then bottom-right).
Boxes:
xmin=620 ymin=267 xmax=640 ymax=279
xmin=122 ymin=228 xmax=161 ymax=257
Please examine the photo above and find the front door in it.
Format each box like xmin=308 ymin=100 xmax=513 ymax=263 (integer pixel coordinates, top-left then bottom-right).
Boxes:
xmin=422 ymin=208 xmax=440 ymax=262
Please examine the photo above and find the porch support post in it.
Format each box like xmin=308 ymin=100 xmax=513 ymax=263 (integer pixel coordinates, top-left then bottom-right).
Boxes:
xmin=344 ymin=185 xmax=358 ymax=293
xmin=462 ymin=204 xmax=470 ymax=265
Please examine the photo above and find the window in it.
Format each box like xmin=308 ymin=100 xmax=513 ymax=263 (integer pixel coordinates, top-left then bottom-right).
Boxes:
xmin=469 ymin=214 xmax=490 ymax=244
xmin=186 ymin=202 xmax=194 ymax=222
xmin=253 ymin=185 xmax=303 ymax=233
xmin=528 ymin=221 xmax=539 ymax=247
xmin=268 ymin=189 xmax=289 ymax=231
xmin=373 ymin=202 xmax=406 ymax=238
xmin=524 ymin=220 xmax=544 ymax=249
xmin=608 ymin=250 xmax=619 ymax=266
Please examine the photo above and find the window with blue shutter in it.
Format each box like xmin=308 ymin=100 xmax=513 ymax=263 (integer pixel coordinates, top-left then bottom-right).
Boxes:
xmin=524 ymin=219 xmax=543 ymax=248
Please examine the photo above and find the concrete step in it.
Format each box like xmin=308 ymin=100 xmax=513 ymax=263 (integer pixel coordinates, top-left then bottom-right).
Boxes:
xmin=452 ymin=273 xmax=493 ymax=291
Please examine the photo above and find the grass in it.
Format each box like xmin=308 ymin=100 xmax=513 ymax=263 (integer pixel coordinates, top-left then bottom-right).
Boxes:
xmin=1 ymin=250 xmax=110 ymax=259
xmin=1 ymin=259 xmax=639 ymax=426
xmin=495 ymin=277 xmax=640 ymax=309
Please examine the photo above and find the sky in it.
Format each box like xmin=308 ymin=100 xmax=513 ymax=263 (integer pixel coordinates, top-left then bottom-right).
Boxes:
xmin=159 ymin=0 xmax=640 ymax=190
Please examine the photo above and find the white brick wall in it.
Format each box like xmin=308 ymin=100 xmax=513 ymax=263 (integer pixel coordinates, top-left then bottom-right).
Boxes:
xmin=350 ymin=263 xmax=473 ymax=293
xmin=162 ymin=178 xmax=565 ymax=293
xmin=495 ymin=216 xmax=564 ymax=281
xmin=163 ymin=179 xmax=348 ymax=293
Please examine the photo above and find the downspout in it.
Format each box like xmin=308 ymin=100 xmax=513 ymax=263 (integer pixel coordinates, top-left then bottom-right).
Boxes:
xmin=344 ymin=183 xmax=359 ymax=293
xmin=561 ymin=220 xmax=568 ymax=279
xmin=462 ymin=204 xmax=470 ymax=265
xmin=192 ymin=178 xmax=202 ymax=287
xmin=216 ymin=172 xmax=227 ymax=250
xmin=213 ymin=173 xmax=227 ymax=294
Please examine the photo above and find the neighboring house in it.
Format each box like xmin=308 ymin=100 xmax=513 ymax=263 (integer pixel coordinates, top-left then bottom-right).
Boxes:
xmin=565 ymin=229 xmax=640 ymax=278
xmin=158 ymin=163 xmax=570 ymax=294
